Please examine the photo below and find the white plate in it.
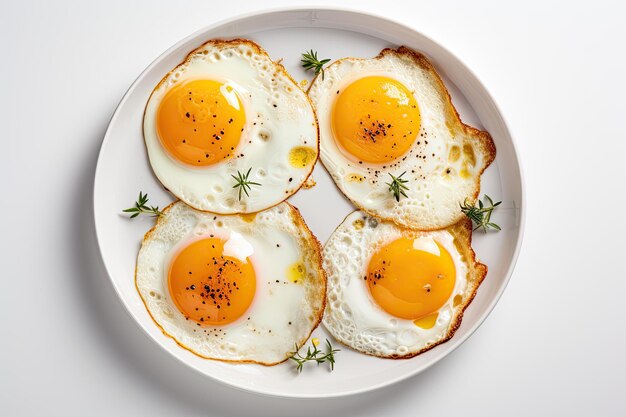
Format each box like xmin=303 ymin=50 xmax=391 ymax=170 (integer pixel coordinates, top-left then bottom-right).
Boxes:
xmin=93 ymin=7 xmax=525 ymax=398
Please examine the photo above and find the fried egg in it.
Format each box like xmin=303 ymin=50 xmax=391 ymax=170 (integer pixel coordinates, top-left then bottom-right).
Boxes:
xmin=143 ymin=39 xmax=318 ymax=214
xmin=322 ymin=211 xmax=486 ymax=358
xmin=308 ymin=47 xmax=496 ymax=230
xmin=135 ymin=201 xmax=326 ymax=364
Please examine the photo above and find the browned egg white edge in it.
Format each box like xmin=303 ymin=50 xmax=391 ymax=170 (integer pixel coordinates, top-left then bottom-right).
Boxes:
xmin=142 ymin=38 xmax=321 ymax=215
xmin=324 ymin=213 xmax=488 ymax=359
xmin=307 ymin=46 xmax=497 ymax=231
xmin=135 ymin=200 xmax=327 ymax=366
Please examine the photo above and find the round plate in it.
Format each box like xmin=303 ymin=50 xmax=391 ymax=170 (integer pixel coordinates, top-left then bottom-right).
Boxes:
xmin=93 ymin=7 xmax=524 ymax=398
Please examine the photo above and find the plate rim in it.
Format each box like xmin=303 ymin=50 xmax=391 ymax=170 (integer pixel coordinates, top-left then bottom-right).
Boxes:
xmin=93 ymin=5 xmax=526 ymax=399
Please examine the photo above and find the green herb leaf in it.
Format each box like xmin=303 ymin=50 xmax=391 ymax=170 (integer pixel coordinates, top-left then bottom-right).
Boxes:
xmin=289 ymin=338 xmax=340 ymax=373
xmin=122 ymin=192 xmax=164 ymax=219
xmin=460 ymin=194 xmax=502 ymax=232
xmin=385 ymin=172 xmax=409 ymax=202
xmin=301 ymin=50 xmax=331 ymax=79
xmin=231 ymin=168 xmax=261 ymax=201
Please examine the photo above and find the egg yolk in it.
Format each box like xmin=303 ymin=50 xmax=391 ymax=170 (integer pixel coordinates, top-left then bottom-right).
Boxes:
xmin=367 ymin=237 xmax=455 ymax=320
xmin=168 ymin=237 xmax=256 ymax=325
xmin=156 ymin=79 xmax=246 ymax=167
xmin=332 ymin=76 xmax=420 ymax=163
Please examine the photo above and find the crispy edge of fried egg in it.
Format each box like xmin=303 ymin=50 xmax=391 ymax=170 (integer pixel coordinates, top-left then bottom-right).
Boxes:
xmin=134 ymin=200 xmax=327 ymax=365
xmin=142 ymin=38 xmax=320 ymax=214
xmin=307 ymin=46 xmax=497 ymax=231
xmin=323 ymin=212 xmax=488 ymax=359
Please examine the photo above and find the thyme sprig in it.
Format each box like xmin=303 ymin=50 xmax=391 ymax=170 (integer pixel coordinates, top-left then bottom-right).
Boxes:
xmin=122 ymin=192 xmax=164 ymax=219
xmin=231 ymin=168 xmax=261 ymax=201
xmin=460 ymin=194 xmax=502 ymax=232
xmin=386 ymin=172 xmax=409 ymax=202
xmin=290 ymin=338 xmax=339 ymax=373
xmin=301 ymin=50 xmax=331 ymax=79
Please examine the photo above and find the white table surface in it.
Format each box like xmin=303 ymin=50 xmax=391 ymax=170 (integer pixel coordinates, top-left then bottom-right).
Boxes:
xmin=2 ymin=0 xmax=625 ymax=415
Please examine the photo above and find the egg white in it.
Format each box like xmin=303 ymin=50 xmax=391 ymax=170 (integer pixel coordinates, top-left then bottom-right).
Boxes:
xmin=323 ymin=211 xmax=486 ymax=358
xmin=136 ymin=201 xmax=326 ymax=364
xmin=144 ymin=39 xmax=318 ymax=214
xmin=308 ymin=47 xmax=495 ymax=230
